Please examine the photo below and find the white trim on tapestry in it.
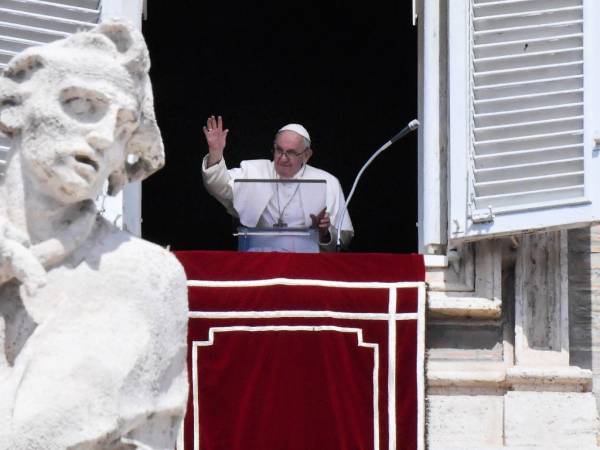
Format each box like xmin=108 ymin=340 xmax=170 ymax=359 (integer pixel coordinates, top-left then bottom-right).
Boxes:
xmin=186 ymin=278 xmax=426 ymax=450
xmin=187 ymin=278 xmax=421 ymax=289
xmin=188 ymin=311 xmax=418 ymax=321
xmin=388 ymin=287 xmax=397 ymax=450
xmin=191 ymin=326 xmax=380 ymax=450
xmin=416 ymin=284 xmax=426 ymax=450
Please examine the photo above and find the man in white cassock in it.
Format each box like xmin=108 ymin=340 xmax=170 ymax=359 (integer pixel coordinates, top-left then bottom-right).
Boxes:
xmin=201 ymin=116 xmax=353 ymax=251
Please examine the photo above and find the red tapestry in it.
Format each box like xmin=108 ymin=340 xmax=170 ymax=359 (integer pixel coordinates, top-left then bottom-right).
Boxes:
xmin=176 ymin=251 xmax=425 ymax=450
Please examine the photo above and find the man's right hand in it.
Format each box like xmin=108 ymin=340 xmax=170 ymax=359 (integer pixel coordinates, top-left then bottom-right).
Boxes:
xmin=203 ymin=115 xmax=229 ymax=167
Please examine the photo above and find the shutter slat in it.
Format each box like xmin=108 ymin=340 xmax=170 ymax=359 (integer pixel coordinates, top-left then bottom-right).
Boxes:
xmin=0 ymin=52 xmax=16 ymax=65
xmin=474 ymin=103 xmax=582 ymax=128
xmin=474 ymin=47 xmax=582 ymax=72
xmin=42 ymin=0 xmax=99 ymax=8
xmin=0 ymin=36 xmax=29 ymax=55
xmin=475 ymin=171 xmax=583 ymax=197
xmin=474 ymin=130 xmax=583 ymax=155
xmin=0 ymin=21 xmax=69 ymax=42
xmin=474 ymin=88 xmax=582 ymax=114
xmin=474 ymin=144 xmax=583 ymax=168
xmin=474 ymin=157 xmax=583 ymax=182
xmin=474 ymin=116 xmax=582 ymax=141
xmin=475 ymin=20 xmax=582 ymax=45
xmin=0 ymin=35 xmax=44 ymax=52
xmin=474 ymin=187 xmax=584 ymax=209
xmin=474 ymin=33 xmax=582 ymax=58
xmin=0 ymin=8 xmax=96 ymax=34
xmin=475 ymin=61 xmax=582 ymax=85
xmin=474 ymin=0 xmax=581 ymax=18
xmin=0 ymin=0 xmax=100 ymax=22
xmin=474 ymin=7 xmax=582 ymax=31
xmin=475 ymin=129 xmax=583 ymax=146
xmin=474 ymin=75 xmax=582 ymax=100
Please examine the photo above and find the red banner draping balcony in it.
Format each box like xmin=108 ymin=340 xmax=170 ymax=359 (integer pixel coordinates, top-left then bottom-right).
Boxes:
xmin=176 ymin=251 xmax=425 ymax=450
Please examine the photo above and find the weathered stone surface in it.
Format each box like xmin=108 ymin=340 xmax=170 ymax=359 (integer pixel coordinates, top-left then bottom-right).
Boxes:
xmin=515 ymin=231 xmax=568 ymax=367
xmin=0 ymin=20 xmax=188 ymax=449
xmin=427 ymin=394 xmax=504 ymax=448
xmin=504 ymin=392 xmax=598 ymax=447
xmin=427 ymin=320 xmax=504 ymax=361
xmin=569 ymin=226 xmax=600 ymax=413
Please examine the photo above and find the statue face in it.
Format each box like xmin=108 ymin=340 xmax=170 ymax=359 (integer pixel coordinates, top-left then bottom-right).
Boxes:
xmin=18 ymin=55 xmax=140 ymax=204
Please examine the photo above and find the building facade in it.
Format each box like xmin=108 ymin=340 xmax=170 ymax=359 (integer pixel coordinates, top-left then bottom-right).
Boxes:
xmin=419 ymin=0 xmax=600 ymax=447
xmin=2 ymin=0 xmax=599 ymax=447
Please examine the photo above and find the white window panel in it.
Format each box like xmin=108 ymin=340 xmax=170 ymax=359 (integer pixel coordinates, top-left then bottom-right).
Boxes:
xmin=448 ymin=0 xmax=600 ymax=240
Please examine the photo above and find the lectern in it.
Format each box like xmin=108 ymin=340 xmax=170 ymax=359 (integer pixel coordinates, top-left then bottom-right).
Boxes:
xmin=236 ymin=226 xmax=320 ymax=252
xmin=233 ymin=178 xmax=326 ymax=253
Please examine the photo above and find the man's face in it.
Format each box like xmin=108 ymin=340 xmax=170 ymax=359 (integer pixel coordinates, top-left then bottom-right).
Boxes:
xmin=273 ymin=131 xmax=312 ymax=179
xmin=18 ymin=54 xmax=140 ymax=204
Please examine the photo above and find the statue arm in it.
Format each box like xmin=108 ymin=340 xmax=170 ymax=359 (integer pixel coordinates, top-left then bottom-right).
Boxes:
xmin=0 ymin=221 xmax=46 ymax=296
xmin=0 ymin=201 xmax=96 ymax=296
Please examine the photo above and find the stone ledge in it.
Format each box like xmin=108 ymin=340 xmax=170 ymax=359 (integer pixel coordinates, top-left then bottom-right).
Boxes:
xmin=506 ymin=366 xmax=593 ymax=391
xmin=427 ymin=365 xmax=593 ymax=392
xmin=428 ymin=369 xmax=506 ymax=388
xmin=428 ymin=294 xmax=502 ymax=319
xmin=424 ymin=254 xmax=448 ymax=268
xmin=431 ymin=447 xmax=600 ymax=450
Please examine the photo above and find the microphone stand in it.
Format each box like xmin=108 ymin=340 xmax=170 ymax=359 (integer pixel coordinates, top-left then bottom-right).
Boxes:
xmin=335 ymin=119 xmax=420 ymax=251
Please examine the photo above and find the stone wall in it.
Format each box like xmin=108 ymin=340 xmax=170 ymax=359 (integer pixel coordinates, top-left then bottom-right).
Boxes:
xmin=426 ymin=230 xmax=600 ymax=448
xmin=569 ymin=225 xmax=600 ymax=410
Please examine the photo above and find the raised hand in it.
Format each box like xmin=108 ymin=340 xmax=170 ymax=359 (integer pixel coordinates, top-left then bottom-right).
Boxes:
xmin=203 ymin=115 xmax=229 ymax=167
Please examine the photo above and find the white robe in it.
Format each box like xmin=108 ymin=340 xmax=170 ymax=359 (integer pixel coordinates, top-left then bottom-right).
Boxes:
xmin=202 ymin=157 xmax=354 ymax=250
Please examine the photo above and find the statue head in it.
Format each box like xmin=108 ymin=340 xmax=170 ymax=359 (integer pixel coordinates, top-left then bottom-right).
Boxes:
xmin=0 ymin=20 xmax=163 ymax=204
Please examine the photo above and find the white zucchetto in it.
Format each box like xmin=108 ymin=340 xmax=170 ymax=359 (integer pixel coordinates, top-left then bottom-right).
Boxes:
xmin=278 ymin=123 xmax=311 ymax=143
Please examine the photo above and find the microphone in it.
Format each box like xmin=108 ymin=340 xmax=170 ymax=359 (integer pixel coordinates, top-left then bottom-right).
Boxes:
xmin=335 ymin=119 xmax=419 ymax=251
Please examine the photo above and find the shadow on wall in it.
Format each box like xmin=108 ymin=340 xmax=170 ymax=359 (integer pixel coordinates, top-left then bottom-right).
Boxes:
xmin=568 ymin=227 xmax=595 ymax=402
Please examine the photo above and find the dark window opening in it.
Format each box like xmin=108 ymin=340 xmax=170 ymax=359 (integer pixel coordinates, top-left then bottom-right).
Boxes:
xmin=141 ymin=2 xmax=418 ymax=253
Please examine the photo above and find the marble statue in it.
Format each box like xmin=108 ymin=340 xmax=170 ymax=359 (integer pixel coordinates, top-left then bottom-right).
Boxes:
xmin=0 ymin=20 xmax=188 ymax=449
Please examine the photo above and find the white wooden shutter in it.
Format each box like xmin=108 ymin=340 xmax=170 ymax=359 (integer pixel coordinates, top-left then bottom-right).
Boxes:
xmin=0 ymin=0 xmax=100 ymax=175
xmin=448 ymin=0 xmax=600 ymax=240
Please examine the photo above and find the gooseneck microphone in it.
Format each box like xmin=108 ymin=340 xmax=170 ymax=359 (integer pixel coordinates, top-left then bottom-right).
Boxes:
xmin=335 ymin=119 xmax=420 ymax=251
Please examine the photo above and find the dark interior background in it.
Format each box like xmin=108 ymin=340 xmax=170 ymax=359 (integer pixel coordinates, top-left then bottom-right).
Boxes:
xmin=141 ymin=1 xmax=418 ymax=253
